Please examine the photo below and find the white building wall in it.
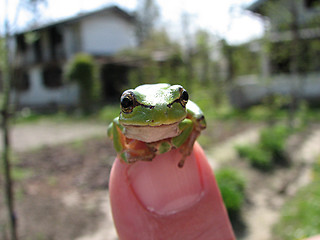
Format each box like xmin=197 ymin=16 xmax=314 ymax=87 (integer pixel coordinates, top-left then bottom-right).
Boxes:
xmin=80 ymin=13 xmax=136 ymax=55
xmin=230 ymin=73 xmax=320 ymax=108
xmin=12 ymin=66 xmax=79 ymax=107
xmin=63 ymin=23 xmax=82 ymax=59
xmin=12 ymin=8 xmax=137 ymax=108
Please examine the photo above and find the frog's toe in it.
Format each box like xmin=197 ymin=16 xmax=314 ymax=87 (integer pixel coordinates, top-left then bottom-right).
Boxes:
xmin=177 ymin=157 xmax=186 ymax=168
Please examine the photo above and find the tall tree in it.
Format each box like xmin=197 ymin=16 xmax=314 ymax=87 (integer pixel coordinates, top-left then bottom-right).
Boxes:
xmin=135 ymin=0 xmax=160 ymax=45
xmin=194 ymin=30 xmax=211 ymax=85
xmin=1 ymin=1 xmax=47 ymax=239
xmin=180 ymin=12 xmax=195 ymax=91
xmin=1 ymin=2 xmax=17 ymax=238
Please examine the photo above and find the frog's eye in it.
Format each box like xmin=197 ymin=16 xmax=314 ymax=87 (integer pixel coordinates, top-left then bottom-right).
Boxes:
xmin=121 ymin=91 xmax=135 ymax=113
xmin=181 ymin=90 xmax=189 ymax=102
xmin=180 ymin=88 xmax=189 ymax=107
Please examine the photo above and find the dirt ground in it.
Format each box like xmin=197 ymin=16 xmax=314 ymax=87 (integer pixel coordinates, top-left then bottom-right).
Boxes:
xmin=1 ymin=121 xmax=107 ymax=152
xmin=0 ymin=120 xmax=319 ymax=240
xmin=0 ymin=136 xmax=116 ymax=240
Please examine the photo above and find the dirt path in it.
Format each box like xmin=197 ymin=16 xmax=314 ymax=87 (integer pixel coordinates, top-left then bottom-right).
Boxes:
xmin=239 ymin=124 xmax=320 ymax=240
xmin=0 ymin=121 xmax=107 ymax=152
xmin=207 ymin=125 xmax=263 ymax=169
xmin=75 ymin=192 xmax=118 ymax=240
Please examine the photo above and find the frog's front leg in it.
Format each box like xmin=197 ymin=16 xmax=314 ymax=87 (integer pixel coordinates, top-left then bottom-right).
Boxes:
xmin=108 ymin=118 xmax=155 ymax=163
xmin=172 ymin=119 xmax=194 ymax=148
xmin=172 ymin=119 xmax=195 ymax=167
xmin=108 ymin=117 xmax=126 ymax=154
xmin=172 ymin=115 xmax=206 ymax=168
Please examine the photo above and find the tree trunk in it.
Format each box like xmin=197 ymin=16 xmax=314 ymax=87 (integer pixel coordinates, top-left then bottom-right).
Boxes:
xmin=1 ymin=2 xmax=18 ymax=239
xmin=288 ymin=0 xmax=301 ymax=129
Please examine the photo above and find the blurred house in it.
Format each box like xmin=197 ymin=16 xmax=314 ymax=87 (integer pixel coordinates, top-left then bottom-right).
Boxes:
xmin=230 ymin=0 xmax=320 ymax=108
xmin=11 ymin=5 xmax=138 ymax=109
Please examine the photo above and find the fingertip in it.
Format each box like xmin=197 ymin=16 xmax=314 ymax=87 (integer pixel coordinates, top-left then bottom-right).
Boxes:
xmin=109 ymin=144 xmax=235 ymax=240
xmin=127 ymin=148 xmax=203 ymax=215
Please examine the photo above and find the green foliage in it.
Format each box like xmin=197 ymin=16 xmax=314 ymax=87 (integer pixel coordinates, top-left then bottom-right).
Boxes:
xmin=260 ymin=125 xmax=291 ymax=154
xmin=65 ymin=53 xmax=100 ymax=113
xmin=221 ymin=40 xmax=260 ymax=78
xmin=312 ymin=156 xmax=320 ymax=182
xmin=12 ymin=108 xmax=93 ymax=125
xmin=215 ymin=168 xmax=246 ymax=213
xmin=0 ymin=37 xmax=4 ymax=68
xmin=241 ymin=106 xmax=271 ymax=121
xmin=236 ymin=124 xmax=291 ymax=170
xmin=270 ymin=38 xmax=320 ymax=74
xmin=121 ymin=27 xmax=225 ymax=107
xmin=122 ymin=29 xmax=188 ymax=89
xmin=98 ymin=105 xmax=120 ymax=123
xmin=11 ymin=168 xmax=34 ymax=181
xmin=236 ymin=145 xmax=273 ymax=170
xmin=273 ymin=158 xmax=320 ymax=240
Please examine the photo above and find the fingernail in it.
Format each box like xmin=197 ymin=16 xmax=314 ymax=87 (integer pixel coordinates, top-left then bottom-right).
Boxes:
xmin=127 ymin=148 xmax=204 ymax=215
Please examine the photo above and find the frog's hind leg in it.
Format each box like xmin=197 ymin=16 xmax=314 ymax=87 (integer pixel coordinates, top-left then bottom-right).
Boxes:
xmin=124 ymin=139 xmax=156 ymax=163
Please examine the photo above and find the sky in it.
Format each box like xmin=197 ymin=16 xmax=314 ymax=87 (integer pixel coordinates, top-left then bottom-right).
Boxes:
xmin=0 ymin=0 xmax=265 ymax=44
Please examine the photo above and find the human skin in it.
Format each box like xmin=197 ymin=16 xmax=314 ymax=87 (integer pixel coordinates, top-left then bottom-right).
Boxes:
xmin=109 ymin=142 xmax=235 ymax=240
xmin=306 ymin=236 xmax=320 ymax=240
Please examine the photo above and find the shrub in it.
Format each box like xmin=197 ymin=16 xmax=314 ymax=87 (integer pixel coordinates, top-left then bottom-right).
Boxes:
xmin=235 ymin=145 xmax=252 ymax=158
xmin=260 ymin=125 xmax=290 ymax=153
xmin=236 ymin=124 xmax=291 ymax=170
xmin=261 ymin=125 xmax=291 ymax=164
xmin=65 ymin=53 xmax=100 ymax=113
xmin=235 ymin=145 xmax=273 ymax=171
xmin=215 ymin=168 xmax=246 ymax=213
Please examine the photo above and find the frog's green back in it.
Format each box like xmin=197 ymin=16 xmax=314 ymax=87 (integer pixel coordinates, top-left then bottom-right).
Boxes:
xmin=119 ymin=83 xmax=187 ymax=126
xmin=133 ymin=83 xmax=180 ymax=106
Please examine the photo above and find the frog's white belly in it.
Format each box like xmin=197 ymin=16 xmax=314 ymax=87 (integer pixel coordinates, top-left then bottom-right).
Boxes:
xmin=123 ymin=122 xmax=181 ymax=143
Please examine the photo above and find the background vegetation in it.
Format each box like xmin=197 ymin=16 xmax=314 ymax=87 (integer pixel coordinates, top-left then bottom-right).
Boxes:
xmin=274 ymin=156 xmax=320 ymax=240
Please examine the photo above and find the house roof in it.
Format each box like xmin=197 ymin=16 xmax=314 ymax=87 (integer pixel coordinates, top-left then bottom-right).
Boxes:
xmin=17 ymin=5 xmax=135 ymax=34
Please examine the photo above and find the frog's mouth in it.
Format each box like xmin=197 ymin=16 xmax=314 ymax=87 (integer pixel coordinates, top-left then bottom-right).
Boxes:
xmin=123 ymin=122 xmax=181 ymax=143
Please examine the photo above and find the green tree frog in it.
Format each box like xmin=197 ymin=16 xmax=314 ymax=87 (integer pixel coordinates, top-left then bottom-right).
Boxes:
xmin=107 ymin=83 xmax=206 ymax=168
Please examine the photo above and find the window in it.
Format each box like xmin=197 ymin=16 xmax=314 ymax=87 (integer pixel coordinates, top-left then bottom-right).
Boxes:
xmin=42 ymin=65 xmax=63 ymax=88
xmin=49 ymin=27 xmax=63 ymax=60
xmin=305 ymin=0 xmax=320 ymax=9
xmin=13 ymin=69 xmax=30 ymax=91
xmin=16 ymin=34 xmax=27 ymax=52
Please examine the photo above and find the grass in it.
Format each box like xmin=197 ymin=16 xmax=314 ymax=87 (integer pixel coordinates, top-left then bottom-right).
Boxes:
xmin=13 ymin=108 xmax=88 ymax=125
xmin=273 ymin=156 xmax=320 ymax=240
xmin=11 ymin=167 xmax=34 ymax=181
xmin=235 ymin=124 xmax=292 ymax=171
xmin=13 ymin=104 xmax=120 ymax=126
xmin=236 ymin=145 xmax=273 ymax=170
xmin=215 ymin=168 xmax=246 ymax=214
